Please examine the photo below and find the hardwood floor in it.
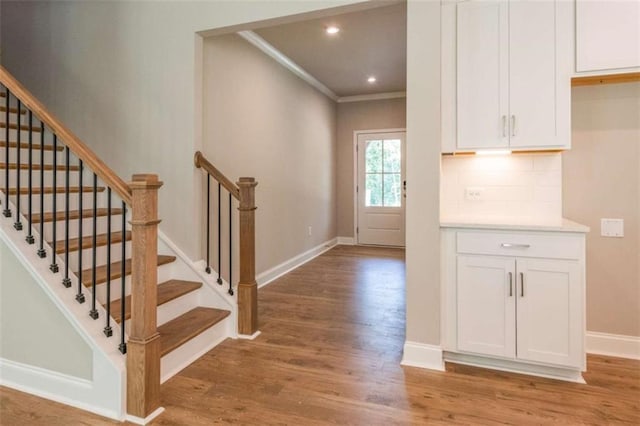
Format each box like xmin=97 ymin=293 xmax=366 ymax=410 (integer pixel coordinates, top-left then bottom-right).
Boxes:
xmin=1 ymin=245 xmax=639 ymax=425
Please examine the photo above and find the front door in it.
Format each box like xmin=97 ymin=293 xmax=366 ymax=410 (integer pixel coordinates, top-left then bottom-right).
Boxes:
xmin=356 ymin=131 xmax=406 ymax=246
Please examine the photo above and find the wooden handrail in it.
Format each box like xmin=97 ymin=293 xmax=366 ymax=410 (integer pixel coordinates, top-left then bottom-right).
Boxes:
xmin=194 ymin=151 xmax=240 ymax=200
xmin=0 ymin=66 xmax=132 ymax=205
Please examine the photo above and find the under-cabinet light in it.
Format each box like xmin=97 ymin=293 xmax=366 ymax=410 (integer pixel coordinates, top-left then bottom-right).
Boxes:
xmin=475 ymin=149 xmax=512 ymax=156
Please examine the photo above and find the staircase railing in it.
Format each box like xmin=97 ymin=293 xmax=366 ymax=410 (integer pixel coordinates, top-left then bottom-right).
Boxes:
xmin=0 ymin=66 xmax=161 ymax=419
xmin=194 ymin=151 xmax=258 ymax=336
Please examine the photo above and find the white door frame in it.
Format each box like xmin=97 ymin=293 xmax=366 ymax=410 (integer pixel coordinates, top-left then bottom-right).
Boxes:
xmin=353 ymin=128 xmax=407 ymax=244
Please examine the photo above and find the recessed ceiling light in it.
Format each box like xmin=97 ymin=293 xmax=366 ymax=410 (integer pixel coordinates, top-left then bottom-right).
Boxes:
xmin=367 ymin=76 xmax=377 ymax=83
xmin=326 ymin=26 xmax=340 ymax=35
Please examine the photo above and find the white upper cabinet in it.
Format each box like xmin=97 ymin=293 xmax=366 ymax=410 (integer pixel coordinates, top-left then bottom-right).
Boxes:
xmin=576 ymin=0 xmax=640 ymax=74
xmin=442 ymin=0 xmax=573 ymax=152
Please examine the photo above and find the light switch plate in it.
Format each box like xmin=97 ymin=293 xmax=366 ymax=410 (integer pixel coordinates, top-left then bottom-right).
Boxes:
xmin=601 ymin=218 xmax=624 ymax=237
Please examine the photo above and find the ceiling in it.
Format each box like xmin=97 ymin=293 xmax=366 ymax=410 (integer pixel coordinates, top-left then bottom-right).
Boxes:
xmin=253 ymin=2 xmax=407 ymax=98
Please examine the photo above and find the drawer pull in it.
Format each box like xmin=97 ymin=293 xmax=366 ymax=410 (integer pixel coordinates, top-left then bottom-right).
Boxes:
xmin=500 ymin=243 xmax=530 ymax=249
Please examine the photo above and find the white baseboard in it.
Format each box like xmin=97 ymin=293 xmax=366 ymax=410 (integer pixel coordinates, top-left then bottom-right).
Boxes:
xmin=0 ymin=358 xmax=121 ymax=421
xmin=126 ymin=407 xmax=165 ymax=425
xmin=401 ymin=341 xmax=445 ymax=371
xmin=586 ymin=331 xmax=640 ymax=360
xmin=256 ymin=238 xmax=338 ymax=288
xmin=336 ymin=236 xmax=355 ymax=245
xmin=238 ymin=331 xmax=261 ymax=340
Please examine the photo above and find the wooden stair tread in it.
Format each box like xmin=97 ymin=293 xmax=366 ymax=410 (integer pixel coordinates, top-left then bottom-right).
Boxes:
xmin=159 ymin=307 xmax=230 ymax=356
xmin=0 ymin=123 xmax=43 ymax=132
xmin=0 ymin=106 xmax=26 ymax=114
xmin=32 ymin=208 xmax=123 ymax=223
xmin=78 ymin=255 xmax=176 ymax=286
xmin=108 ymin=280 xmax=202 ymax=324
xmin=0 ymin=163 xmax=80 ymax=171
xmin=50 ymin=231 xmax=132 ymax=254
xmin=0 ymin=141 xmax=63 ymax=151
xmin=6 ymin=186 xmax=105 ymax=195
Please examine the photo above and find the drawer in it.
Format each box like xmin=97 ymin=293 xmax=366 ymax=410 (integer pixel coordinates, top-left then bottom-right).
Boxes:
xmin=456 ymin=231 xmax=582 ymax=260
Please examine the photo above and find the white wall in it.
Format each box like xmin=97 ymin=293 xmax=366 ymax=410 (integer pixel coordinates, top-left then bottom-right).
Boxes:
xmin=203 ymin=34 xmax=337 ymax=276
xmin=441 ymin=153 xmax=562 ymax=220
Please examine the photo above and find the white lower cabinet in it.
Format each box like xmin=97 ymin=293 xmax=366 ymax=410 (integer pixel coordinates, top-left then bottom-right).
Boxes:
xmin=457 ymin=255 xmax=582 ymax=368
xmin=443 ymin=228 xmax=587 ymax=381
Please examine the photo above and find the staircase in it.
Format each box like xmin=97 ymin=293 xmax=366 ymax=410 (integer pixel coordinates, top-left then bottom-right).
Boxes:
xmin=0 ymin=67 xmax=257 ymax=423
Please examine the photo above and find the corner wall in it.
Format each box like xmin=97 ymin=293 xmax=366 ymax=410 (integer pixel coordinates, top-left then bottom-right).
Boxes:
xmin=564 ymin=82 xmax=640 ymax=338
xmin=202 ymin=34 xmax=337 ymax=276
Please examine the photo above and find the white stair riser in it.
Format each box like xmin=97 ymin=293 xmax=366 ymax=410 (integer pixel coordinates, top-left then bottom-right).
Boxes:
xmin=120 ymin=289 xmax=202 ymax=334
xmin=37 ymin=215 xmax=125 ymax=242
xmin=0 ymin=169 xmax=82 ymax=187
xmin=90 ymin=262 xmax=174 ymax=304
xmin=3 ymin=192 xmax=113 ymax=214
xmin=5 ymin=149 xmax=57 ymax=164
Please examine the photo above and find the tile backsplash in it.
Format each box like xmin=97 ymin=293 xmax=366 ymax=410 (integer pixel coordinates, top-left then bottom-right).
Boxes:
xmin=441 ymin=153 xmax=562 ymax=220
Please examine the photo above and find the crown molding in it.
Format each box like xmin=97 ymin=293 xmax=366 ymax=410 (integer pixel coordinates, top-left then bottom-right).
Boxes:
xmin=337 ymin=91 xmax=406 ymax=103
xmin=237 ymin=31 xmax=339 ymax=102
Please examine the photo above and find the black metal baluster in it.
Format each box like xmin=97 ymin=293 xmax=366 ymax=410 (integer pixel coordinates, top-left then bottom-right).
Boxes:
xmin=76 ymin=160 xmax=85 ymax=303
xmin=13 ymin=99 xmax=22 ymax=230
xmin=49 ymin=135 xmax=59 ymax=273
xmin=228 ymin=192 xmax=233 ymax=296
xmin=119 ymin=202 xmax=127 ymax=354
xmin=205 ymin=175 xmax=211 ymax=274
xmin=104 ymin=188 xmax=113 ymax=337
xmin=36 ymin=120 xmax=46 ymax=258
xmin=217 ymin=182 xmax=222 ymax=285
xmin=62 ymin=146 xmax=71 ymax=288
xmin=25 ymin=110 xmax=34 ymax=244
xmin=89 ymin=173 xmax=99 ymax=320
xmin=2 ymin=89 xmax=11 ymax=218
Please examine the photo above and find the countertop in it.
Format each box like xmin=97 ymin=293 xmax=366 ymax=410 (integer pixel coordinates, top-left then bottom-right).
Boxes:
xmin=440 ymin=216 xmax=590 ymax=233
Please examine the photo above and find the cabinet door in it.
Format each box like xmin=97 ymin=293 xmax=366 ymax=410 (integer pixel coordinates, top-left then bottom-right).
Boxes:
xmin=508 ymin=0 xmax=564 ymax=148
xmin=456 ymin=0 xmax=509 ymax=149
xmin=576 ymin=0 xmax=640 ymax=72
xmin=516 ymin=258 xmax=583 ymax=368
xmin=457 ymin=255 xmax=516 ymax=358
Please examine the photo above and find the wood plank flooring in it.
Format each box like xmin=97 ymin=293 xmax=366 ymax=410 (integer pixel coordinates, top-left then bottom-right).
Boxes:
xmin=1 ymin=245 xmax=639 ymax=425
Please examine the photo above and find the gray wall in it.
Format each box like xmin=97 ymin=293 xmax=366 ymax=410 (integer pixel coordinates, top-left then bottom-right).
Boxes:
xmin=203 ymin=34 xmax=337 ymax=275
xmin=0 ymin=239 xmax=93 ymax=379
xmin=564 ymin=82 xmax=640 ymax=337
xmin=0 ymin=0 xmax=365 ymax=261
xmin=336 ymin=98 xmax=406 ymax=238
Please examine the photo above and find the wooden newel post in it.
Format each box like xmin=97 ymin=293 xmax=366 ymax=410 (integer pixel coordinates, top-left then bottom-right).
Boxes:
xmin=237 ymin=177 xmax=258 ymax=336
xmin=127 ymin=174 xmax=163 ymax=419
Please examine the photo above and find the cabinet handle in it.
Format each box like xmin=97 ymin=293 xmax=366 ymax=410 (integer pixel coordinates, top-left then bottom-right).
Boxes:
xmin=508 ymin=272 xmax=513 ymax=297
xmin=501 ymin=243 xmax=530 ymax=249
xmin=502 ymin=115 xmax=507 ymax=137
xmin=511 ymin=115 xmax=516 ymax=137
xmin=520 ymin=272 xmax=525 ymax=297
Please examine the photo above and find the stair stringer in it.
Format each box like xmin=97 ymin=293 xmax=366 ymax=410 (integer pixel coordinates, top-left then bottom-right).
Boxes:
xmin=0 ymin=206 xmax=126 ymax=421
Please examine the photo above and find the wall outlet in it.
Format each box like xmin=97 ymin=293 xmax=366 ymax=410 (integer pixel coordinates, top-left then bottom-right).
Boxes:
xmin=465 ymin=187 xmax=485 ymax=201
xmin=601 ymin=218 xmax=624 ymax=237
xmin=308 ymin=226 xmax=312 ymax=236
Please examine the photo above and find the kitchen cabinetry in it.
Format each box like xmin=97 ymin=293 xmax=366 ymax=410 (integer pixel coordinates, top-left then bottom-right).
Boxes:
xmin=441 ymin=0 xmax=572 ymax=152
xmin=441 ymin=225 xmax=587 ymax=382
xmin=576 ymin=0 xmax=640 ymax=74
